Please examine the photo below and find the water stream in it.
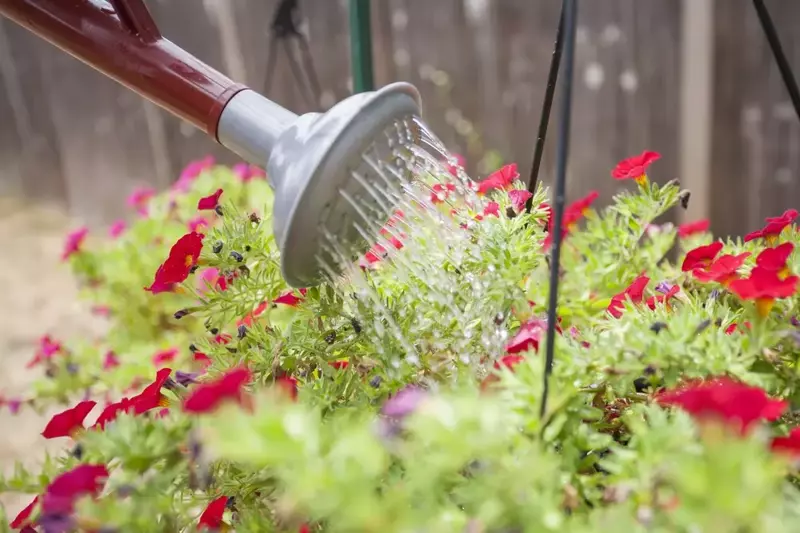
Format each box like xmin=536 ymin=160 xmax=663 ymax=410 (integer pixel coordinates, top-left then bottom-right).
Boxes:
xmin=316 ymin=115 xmax=517 ymax=383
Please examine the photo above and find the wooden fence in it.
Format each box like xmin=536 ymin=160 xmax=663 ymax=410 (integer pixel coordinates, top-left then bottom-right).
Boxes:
xmin=0 ymin=0 xmax=798 ymax=238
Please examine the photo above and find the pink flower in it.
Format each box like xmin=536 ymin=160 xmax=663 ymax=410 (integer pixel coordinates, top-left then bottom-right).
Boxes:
xmin=187 ymin=216 xmax=209 ymax=233
xmin=198 ymin=189 xmax=224 ymax=211
xmin=102 ymin=351 xmax=120 ymax=370
xmin=173 ymin=156 xmax=215 ymax=193
xmin=108 ymin=220 xmax=127 ymax=238
xmin=27 ymin=335 xmax=63 ymax=368
xmin=126 ymin=187 xmax=155 ymax=215
xmin=62 ymin=227 xmax=88 ymax=261
xmin=508 ymin=189 xmax=533 ymax=213
xmin=197 ymin=267 xmax=220 ymax=292
xmin=232 ymin=162 xmax=266 ymax=182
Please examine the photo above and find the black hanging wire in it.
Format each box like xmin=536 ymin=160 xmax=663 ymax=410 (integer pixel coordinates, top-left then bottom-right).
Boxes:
xmin=525 ymin=5 xmax=566 ymax=211
xmin=263 ymin=0 xmax=321 ymax=109
xmin=540 ymin=0 xmax=579 ymax=419
xmin=752 ymin=0 xmax=800 ymax=123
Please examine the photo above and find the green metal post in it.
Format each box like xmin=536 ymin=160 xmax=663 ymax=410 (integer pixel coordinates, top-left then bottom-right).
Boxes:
xmin=349 ymin=0 xmax=374 ymax=93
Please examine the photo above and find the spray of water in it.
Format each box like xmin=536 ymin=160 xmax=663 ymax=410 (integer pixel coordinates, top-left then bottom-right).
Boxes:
xmin=317 ymin=115 xmax=515 ymax=383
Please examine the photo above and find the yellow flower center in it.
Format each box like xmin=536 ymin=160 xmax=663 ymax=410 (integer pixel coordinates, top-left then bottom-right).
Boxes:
xmin=755 ymin=297 xmax=775 ymax=317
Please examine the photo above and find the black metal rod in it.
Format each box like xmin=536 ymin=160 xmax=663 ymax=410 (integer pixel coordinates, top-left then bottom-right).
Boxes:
xmin=526 ymin=4 xmax=567 ymax=210
xmin=753 ymin=0 xmax=800 ymax=123
xmin=540 ymin=0 xmax=578 ymax=419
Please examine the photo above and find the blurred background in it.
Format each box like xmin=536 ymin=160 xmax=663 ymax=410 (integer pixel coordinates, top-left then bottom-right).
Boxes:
xmin=0 ymin=0 xmax=799 ymax=513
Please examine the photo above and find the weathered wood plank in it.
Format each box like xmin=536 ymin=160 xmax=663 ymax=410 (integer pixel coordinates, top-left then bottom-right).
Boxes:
xmin=712 ymin=0 xmax=800 ymax=238
xmin=34 ymin=31 xmax=164 ymax=224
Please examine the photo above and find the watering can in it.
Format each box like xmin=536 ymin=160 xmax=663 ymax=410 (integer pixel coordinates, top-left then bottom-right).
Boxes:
xmin=0 ymin=0 xmax=422 ymax=288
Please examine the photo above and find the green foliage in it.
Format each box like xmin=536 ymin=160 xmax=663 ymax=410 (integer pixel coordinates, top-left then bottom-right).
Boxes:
xmin=2 ymin=156 xmax=800 ymax=533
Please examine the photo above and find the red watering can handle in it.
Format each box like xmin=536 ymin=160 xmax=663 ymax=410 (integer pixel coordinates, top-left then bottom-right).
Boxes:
xmin=0 ymin=0 xmax=248 ymax=139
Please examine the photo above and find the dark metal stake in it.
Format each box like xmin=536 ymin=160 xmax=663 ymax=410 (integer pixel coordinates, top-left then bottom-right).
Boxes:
xmin=752 ymin=0 xmax=800 ymax=124
xmin=526 ymin=5 xmax=567 ymax=211
xmin=349 ymin=0 xmax=375 ymax=93
xmin=540 ymin=0 xmax=579 ymax=419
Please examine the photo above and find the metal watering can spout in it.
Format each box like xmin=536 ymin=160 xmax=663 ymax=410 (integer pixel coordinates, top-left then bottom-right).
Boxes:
xmin=0 ymin=0 xmax=422 ymax=287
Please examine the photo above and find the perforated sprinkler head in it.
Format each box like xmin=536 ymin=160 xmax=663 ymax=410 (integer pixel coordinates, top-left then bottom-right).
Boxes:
xmin=218 ymin=82 xmax=422 ymax=287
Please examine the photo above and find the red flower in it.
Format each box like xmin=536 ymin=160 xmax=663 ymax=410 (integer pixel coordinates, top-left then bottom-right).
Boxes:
xmin=42 ymin=400 xmax=96 ymax=439
xmin=62 ymin=227 xmax=89 ymax=261
xmin=477 ymin=163 xmax=518 ymax=195
xmin=770 ymin=427 xmax=800 ymax=457
xmin=692 ymin=252 xmax=751 ymax=286
xmin=744 ymin=209 xmax=798 ymax=244
xmin=677 ymin=219 xmax=710 ymax=238
xmin=539 ymin=202 xmax=553 ymax=227
xmin=542 ymin=191 xmax=600 ymax=249
xmin=146 ymin=232 xmax=205 ymax=293
xmin=330 ymin=360 xmax=349 ymax=369
xmin=275 ymin=288 xmax=307 ymax=306
xmin=153 ymin=348 xmax=178 ymax=367
xmin=480 ymin=354 xmax=527 ymax=390
xmin=728 ymin=266 xmax=799 ymax=317
xmin=646 ymin=284 xmax=680 ymax=310
xmin=494 ymin=354 xmax=525 ymax=370
xmin=611 ymin=150 xmax=661 ymax=185
xmin=198 ymin=189 xmax=224 ymax=211
xmin=445 ymin=153 xmax=466 ymax=177
xmin=26 ymin=335 xmax=62 ymax=368
xmin=506 ymin=318 xmax=559 ymax=354
xmin=508 ymin=189 xmax=533 ymax=213
xmin=103 ymin=350 xmax=119 ymax=370
xmin=239 ymin=301 xmax=269 ymax=327
xmin=213 ymin=333 xmax=232 ymax=345
xmin=482 ymin=201 xmax=500 ymax=218
xmin=187 ymin=216 xmax=210 ymax=233
xmin=277 ymin=374 xmax=298 ymax=401
xmin=681 ymin=242 xmax=724 ymax=272
xmin=92 ymin=398 xmax=132 ymax=430
xmin=183 ymin=367 xmax=252 ymax=414
xmin=299 ymin=524 xmax=311 ymax=533
xmin=130 ymin=368 xmax=172 ymax=414
xmin=41 ymin=464 xmax=109 ymax=516
xmin=657 ymin=377 xmax=787 ymax=434
xmin=756 ymin=242 xmax=793 ymax=279
xmin=126 ymin=187 xmax=155 ymax=215
xmin=194 ymin=352 xmax=212 ymax=370
xmin=10 ymin=496 xmax=38 ymax=529
xmin=608 ymin=274 xmax=650 ymax=319
xmin=430 ymin=182 xmax=456 ymax=204
xmin=108 ymin=220 xmax=127 ymax=239
xmin=198 ymin=495 xmax=228 ymax=530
